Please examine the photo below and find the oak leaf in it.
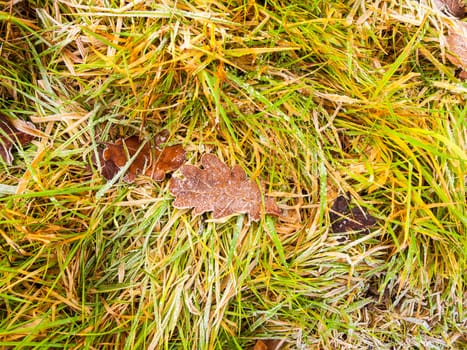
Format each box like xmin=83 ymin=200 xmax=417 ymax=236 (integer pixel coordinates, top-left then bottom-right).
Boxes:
xmin=330 ymin=193 xmax=376 ymax=233
xmin=93 ymin=131 xmax=186 ymax=183
xmin=0 ymin=117 xmax=35 ymax=165
xmin=434 ymin=0 xmax=466 ymax=18
xmin=169 ymin=154 xmax=280 ymax=221
xmin=445 ymin=22 xmax=467 ymax=77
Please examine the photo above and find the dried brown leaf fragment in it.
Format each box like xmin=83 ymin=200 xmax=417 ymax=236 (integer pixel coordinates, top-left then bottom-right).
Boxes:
xmin=102 ymin=136 xmax=147 ymax=182
xmin=169 ymin=154 xmax=280 ymax=222
xmin=0 ymin=117 xmax=35 ymax=165
xmin=253 ymin=339 xmax=284 ymax=350
xmin=91 ymin=146 xmax=120 ymax=181
xmin=434 ymin=0 xmax=466 ymax=18
xmin=330 ymin=193 xmax=377 ymax=233
xmin=92 ymin=131 xmax=186 ymax=183
xmin=446 ymin=23 xmax=467 ymax=66
xmin=444 ymin=22 xmax=467 ymax=79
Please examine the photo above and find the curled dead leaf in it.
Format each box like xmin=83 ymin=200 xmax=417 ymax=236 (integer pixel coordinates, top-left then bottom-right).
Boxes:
xmin=92 ymin=131 xmax=186 ymax=183
xmin=0 ymin=117 xmax=35 ymax=165
xmin=169 ymin=154 xmax=281 ymax=222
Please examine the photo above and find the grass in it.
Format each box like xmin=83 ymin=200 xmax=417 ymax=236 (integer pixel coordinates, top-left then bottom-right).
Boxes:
xmin=1 ymin=0 xmax=466 ymax=348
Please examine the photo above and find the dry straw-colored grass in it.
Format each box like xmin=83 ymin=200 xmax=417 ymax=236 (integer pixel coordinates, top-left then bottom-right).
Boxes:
xmin=1 ymin=0 xmax=466 ymax=349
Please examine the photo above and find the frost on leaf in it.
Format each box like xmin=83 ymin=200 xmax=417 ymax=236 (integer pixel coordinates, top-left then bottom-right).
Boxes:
xmin=330 ymin=193 xmax=376 ymax=233
xmin=169 ymin=154 xmax=281 ymax=222
xmin=445 ymin=22 xmax=467 ymax=78
xmin=0 ymin=117 xmax=35 ymax=165
xmin=92 ymin=131 xmax=185 ymax=183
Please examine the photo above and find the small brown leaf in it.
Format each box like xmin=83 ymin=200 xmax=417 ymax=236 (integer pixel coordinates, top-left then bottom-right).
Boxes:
xmin=92 ymin=132 xmax=186 ymax=183
xmin=253 ymin=339 xmax=283 ymax=350
xmin=457 ymin=69 xmax=467 ymax=79
xmin=254 ymin=340 xmax=268 ymax=350
xmin=0 ymin=117 xmax=35 ymax=165
xmin=445 ymin=22 xmax=467 ymax=74
xmin=434 ymin=0 xmax=466 ymax=18
xmin=330 ymin=193 xmax=376 ymax=233
xmin=91 ymin=147 xmax=120 ymax=181
xmin=102 ymin=136 xmax=149 ymax=182
xmin=169 ymin=154 xmax=280 ymax=221
xmin=145 ymin=144 xmax=186 ymax=181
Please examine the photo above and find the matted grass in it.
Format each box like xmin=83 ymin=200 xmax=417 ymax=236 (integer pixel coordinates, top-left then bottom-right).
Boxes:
xmin=1 ymin=0 xmax=466 ymax=349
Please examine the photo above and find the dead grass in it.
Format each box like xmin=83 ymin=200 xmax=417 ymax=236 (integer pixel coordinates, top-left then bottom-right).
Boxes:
xmin=1 ymin=0 xmax=466 ymax=349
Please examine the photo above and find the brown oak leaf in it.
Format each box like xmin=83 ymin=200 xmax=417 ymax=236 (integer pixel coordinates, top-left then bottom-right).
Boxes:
xmin=169 ymin=154 xmax=280 ymax=221
xmin=330 ymin=193 xmax=376 ymax=233
xmin=93 ymin=131 xmax=185 ymax=183
xmin=445 ymin=22 xmax=467 ymax=77
xmin=0 ymin=117 xmax=35 ymax=165
xmin=434 ymin=0 xmax=466 ymax=18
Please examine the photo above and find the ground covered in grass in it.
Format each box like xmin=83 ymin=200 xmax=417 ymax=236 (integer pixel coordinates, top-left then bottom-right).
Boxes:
xmin=1 ymin=0 xmax=466 ymax=349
